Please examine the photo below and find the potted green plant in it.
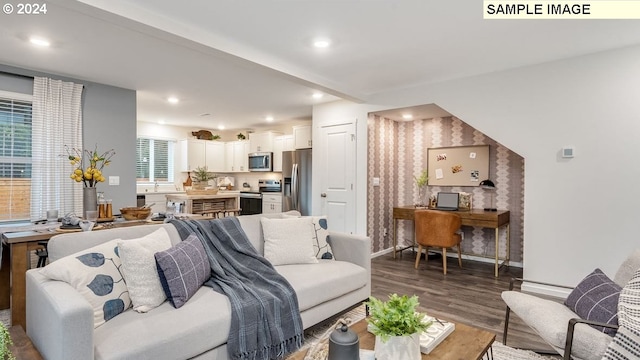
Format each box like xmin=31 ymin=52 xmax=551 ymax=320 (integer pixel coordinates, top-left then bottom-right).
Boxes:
xmin=367 ymin=294 xmax=430 ymax=360
xmin=237 ymin=132 xmax=246 ymax=140
xmin=0 ymin=323 xmax=15 ymax=360
xmin=191 ymin=166 xmax=215 ymax=189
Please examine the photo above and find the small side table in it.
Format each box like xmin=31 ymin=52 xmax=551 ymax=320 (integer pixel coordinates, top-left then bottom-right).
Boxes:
xmin=8 ymin=325 xmax=43 ymax=360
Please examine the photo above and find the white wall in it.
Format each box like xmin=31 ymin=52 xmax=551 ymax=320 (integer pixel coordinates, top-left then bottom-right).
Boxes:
xmin=313 ymin=45 xmax=640 ymax=292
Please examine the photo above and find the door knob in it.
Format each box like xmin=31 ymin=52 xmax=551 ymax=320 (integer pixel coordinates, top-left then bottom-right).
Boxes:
xmin=321 ymin=193 xmax=327 ymax=197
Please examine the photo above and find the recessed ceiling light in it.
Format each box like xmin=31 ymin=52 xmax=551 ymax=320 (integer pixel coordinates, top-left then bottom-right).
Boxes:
xmin=313 ymin=39 xmax=331 ymax=48
xmin=312 ymin=92 xmax=324 ymax=99
xmin=265 ymin=116 xmax=274 ymax=122
xmin=402 ymin=114 xmax=413 ymax=120
xmin=167 ymin=97 xmax=179 ymax=104
xmin=218 ymin=125 xmax=225 ymax=130
xmin=29 ymin=37 xmax=50 ymax=47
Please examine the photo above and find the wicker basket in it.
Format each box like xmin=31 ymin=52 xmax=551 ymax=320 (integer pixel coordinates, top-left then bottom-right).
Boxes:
xmin=120 ymin=207 xmax=152 ymax=220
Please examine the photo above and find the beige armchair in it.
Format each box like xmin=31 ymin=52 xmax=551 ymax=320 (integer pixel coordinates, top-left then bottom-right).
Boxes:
xmin=413 ymin=209 xmax=462 ymax=275
xmin=501 ymin=249 xmax=640 ymax=360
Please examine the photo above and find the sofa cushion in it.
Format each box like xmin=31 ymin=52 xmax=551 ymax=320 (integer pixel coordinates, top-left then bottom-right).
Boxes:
xmin=117 ymin=227 xmax=173 ymax=313
xmin=93 ymin=287 xmax=231 ymax=360
xmin=565 ymin=268 xmax=621 ymax=335
xmin=155 ymin=234 xmax=211 ymax=309
xmin=261 ymin=217 xmax=318 ymax=266
xmin=40 ymin=239 xmax=132 ymax=328
xmin=276 ymin=260 xmax=367 ymax=311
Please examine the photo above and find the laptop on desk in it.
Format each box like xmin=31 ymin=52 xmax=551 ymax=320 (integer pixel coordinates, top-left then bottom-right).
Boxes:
xmin=434 ymin=192 xmax=459 ymax=211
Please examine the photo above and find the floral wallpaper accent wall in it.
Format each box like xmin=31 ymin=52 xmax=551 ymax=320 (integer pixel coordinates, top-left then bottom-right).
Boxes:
xmin=367 ymin=115 xmax=525 ymax=263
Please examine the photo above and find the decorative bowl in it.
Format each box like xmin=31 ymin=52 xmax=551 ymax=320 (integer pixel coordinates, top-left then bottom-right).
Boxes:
xmin=120 ymin=207 xmax=152 ymax=220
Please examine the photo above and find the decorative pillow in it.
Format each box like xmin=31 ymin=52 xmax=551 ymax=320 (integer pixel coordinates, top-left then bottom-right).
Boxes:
xmin=261 ymin=217 xmax=318 ymax=266
xmin=282 ymin=214 xmax=333 ymax=260
xmin=311 ymin=216 xmax=333 ymax=260
xmin=602 ymin=268 xmax=640 ymax=359
xmin=155 ymin=234 xmax=211 ymax=309
xmin=565 ymin=268 xmax=621 ymax=335
xmin=40 ymin=239 xmax=131 ymax=328
xmin=117 ymin=228 xmax=173 ymax=312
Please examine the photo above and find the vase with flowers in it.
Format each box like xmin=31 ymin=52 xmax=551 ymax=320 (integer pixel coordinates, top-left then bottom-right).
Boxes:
xmin=65 ymin=145 xmax=115 ymax=218
xmin=414 ymin=169 xmax=429 ymax=207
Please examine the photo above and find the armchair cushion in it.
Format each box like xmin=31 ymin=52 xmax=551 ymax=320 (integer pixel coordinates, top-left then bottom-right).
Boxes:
xmin=502 ymin=291 xmax=612 ymax=360
xmin=565 ymin=268 xmax=621 ymax=335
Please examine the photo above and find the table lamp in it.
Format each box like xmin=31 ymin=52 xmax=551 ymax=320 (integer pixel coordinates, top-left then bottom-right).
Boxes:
xmin=479 ymin=179 xmax=497 ymax=211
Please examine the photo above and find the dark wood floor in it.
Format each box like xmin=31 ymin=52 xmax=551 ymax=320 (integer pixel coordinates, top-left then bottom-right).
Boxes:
xmin=370 ymin=250 xmax=561 ymax=357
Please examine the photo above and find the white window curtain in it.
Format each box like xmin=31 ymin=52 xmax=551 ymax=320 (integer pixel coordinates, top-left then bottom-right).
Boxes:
xmin=30 ymin=77 xmax=84 ymax=220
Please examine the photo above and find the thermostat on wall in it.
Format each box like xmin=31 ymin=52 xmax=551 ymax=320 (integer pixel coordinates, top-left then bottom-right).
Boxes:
xmin=562 ymin=146 xmax=575 ymax=158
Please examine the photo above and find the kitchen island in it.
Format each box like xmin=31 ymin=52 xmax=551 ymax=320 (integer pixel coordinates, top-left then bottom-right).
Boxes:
xmin=166 ymin=191 xmax=240 ymax=217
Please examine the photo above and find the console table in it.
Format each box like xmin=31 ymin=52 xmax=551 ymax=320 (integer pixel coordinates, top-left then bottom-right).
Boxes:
xmin=0 ymin=217 xmax=206 ymax=330
xmin=392 ymin=206 xmax=510 ymax=277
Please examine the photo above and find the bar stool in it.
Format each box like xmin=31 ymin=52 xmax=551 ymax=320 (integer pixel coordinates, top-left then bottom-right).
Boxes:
xmin=35 ymin=240 xmax=48 ymax=267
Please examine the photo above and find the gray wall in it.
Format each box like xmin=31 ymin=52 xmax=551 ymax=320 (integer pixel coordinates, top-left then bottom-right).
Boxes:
xmin=0 ymin=64 xmax=137 ymax=213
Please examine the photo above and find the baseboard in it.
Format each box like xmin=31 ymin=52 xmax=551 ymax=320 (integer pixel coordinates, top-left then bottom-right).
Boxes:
xmin=371 ymin=246 xmax=524 ymax=268
xmin=521 ymin=282 xmax=570 ymax=299
xmin=371 ymin=247 xmax=394 ymax=258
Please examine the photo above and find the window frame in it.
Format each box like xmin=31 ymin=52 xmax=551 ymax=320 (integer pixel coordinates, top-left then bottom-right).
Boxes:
xmin=136 ymin=136 xmax=176 ymax=184
xmin=0 ymin=90 xmax=34 ymax=223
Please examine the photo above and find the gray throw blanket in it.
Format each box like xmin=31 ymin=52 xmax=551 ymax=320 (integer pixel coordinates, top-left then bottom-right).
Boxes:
xmin=171 ymin=218 xmax=304 ymax=360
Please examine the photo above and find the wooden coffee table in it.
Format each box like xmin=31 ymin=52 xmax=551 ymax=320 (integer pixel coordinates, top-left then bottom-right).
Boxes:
xmin=288 ymin=317 xmax=495 ymax=360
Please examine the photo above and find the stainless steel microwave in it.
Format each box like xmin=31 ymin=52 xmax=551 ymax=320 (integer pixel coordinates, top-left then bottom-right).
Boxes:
xmin=248 ymin=152 xmax=273 ymax=172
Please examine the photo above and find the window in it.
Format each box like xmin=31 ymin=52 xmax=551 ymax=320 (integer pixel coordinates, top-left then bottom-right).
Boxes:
xmin=0 ymin=92 xmax=33 ymax=222
xmin=136 ymin=137 xmax=175 ymax=183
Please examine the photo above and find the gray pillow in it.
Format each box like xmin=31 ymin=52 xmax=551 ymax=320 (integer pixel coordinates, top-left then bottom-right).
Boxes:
xmin=155 ymin=234 xmax=211 ymax=308
xmin=565 ymin=268 xmax=621 ymax=335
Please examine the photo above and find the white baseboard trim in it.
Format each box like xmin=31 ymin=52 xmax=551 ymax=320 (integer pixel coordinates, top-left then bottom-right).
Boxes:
xmin=371 ymin=247 xmax=394 ymax=258
xmin=520 ymin=282 xmax=570 ymax=299
xmin=408 ymin=247 xmax=524 ymax=268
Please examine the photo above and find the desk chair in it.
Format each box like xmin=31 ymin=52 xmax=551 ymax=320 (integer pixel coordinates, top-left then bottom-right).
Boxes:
xmin=414 ymin=209 xmax=462 ymax=275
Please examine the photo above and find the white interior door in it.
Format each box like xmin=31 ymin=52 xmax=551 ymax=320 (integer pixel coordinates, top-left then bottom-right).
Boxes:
xmin=319 ymin=122 xmax=356 ymax=234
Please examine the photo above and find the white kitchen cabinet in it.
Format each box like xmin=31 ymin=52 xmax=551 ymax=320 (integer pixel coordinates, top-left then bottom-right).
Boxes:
xmin=273 ymin=135 xmax=294 ymax=172
xmin=205 ymin=141 xmax=225 ymax=172
xmin=249 ymin=131 xmax=282 ymax=153
xmin=180 ymin=139 xmax=206 ymax=171
xmin=224 ymin=140 xmax=249 ymax=172
xmin=293 ymin=125 xmax=312 ymax=149
xmin=262 ymin=193 xmax=282 ymax=214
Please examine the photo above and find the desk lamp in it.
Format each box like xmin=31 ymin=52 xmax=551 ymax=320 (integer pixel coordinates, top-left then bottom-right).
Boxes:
xmin=479 ymin=179 xmax=497 ymax=211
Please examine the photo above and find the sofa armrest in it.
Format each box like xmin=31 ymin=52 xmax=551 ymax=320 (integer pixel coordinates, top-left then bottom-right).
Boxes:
xmin=26 ymin=269 xmax=94 ymax=360
xmin=327 ymin=232 xmax=371 ymax=272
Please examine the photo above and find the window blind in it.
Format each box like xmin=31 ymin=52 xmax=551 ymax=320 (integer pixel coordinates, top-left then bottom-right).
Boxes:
xmin=0 ymin=93 xmax=33 ymax=222
xmin=136 ymin=138 xmax=175 ymax=183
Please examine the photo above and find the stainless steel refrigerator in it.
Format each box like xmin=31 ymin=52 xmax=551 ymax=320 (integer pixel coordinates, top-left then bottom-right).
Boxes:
xmin=282 ymin=149 xmax=312 ymax=216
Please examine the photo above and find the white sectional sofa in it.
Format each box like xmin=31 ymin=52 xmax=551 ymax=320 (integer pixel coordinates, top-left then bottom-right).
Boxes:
xmin=25 ymin=212 xmax=371 ymax=360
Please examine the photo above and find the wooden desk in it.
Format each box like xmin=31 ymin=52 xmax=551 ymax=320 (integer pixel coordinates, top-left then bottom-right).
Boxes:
xmin=0 ymin=217 xmax=205 ymax=330
xmin=393 ymin=206 xmax=510 ymax=277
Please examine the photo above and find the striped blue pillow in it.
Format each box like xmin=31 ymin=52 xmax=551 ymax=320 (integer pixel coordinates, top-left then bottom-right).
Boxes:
xmin=155 ymin=234 xmax=211 ymax=308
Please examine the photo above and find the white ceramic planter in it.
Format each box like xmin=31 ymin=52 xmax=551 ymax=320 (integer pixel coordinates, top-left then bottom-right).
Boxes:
xmin=374 ymin=333 xmax=421 ymax=360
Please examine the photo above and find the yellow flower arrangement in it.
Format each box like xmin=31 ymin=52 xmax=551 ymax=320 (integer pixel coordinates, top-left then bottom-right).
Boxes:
xmin=65 ymin=145 xmax=115 ymax=187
